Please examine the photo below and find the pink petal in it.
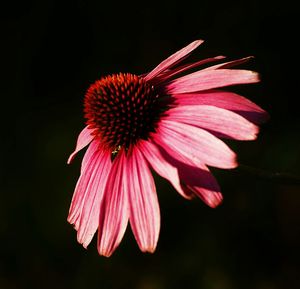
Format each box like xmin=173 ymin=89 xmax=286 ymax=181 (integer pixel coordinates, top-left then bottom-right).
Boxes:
xmin=153 ymin=120 xmax=237 ymax=169
xmin=67 ymin=140 xmax=104 ymax=230
xmin=164 ymin=152 xmax=222 ymax=208
xmin=153 ymin=56 xmax=225 ymax=84
xmin=127 ymin=146 xmax=160 ymax=253
xmin=144 ymin=40 xmax=204 ymax=81
xmin=76 ymin=148 xmax=112 ymax=248
xmin=166 ymin=105 xmax=259 ymax=140
xmin=173 ymin=90 xmax=269 ymax=124
xmin=97 ymin=150 xmax=129 ymax=257
xmin=68 ymin=141 xmax=112 ymax=249
xmin=138 ymin=140 xmax=190 ymax=199
xmin=67 ymin=126 xmax=96 ymax=164
xmin=166 ymin=69 xmax=259 ymax=94
xmin=184 ymin=185 xmax=223 ymax=208
xmin=202 ymin=56 xmax=254 ymax=70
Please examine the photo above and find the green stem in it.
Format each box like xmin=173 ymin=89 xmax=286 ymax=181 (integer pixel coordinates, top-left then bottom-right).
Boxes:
xmin=237 ymin=164 xmax=300 ymax=185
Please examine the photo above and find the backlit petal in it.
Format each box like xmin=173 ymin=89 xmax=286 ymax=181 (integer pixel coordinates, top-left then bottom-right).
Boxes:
xmin=76 ymin=147 xmax=112 ymax=248
xmin=164 ymin=152 xmax=222 ymax=208
xmin=67 ymin=126 xmax=95 ymax=164
xmin=167 ymin=69 xmax=259 ymax=94
xmin=67 ymin=140 xmax=104 ymax=230
xmin=97 ymin=150 xmax=129 ymax=257
xmin=138 ymin=140 xmax=190 ymax=199
xmin=173 ymin=90 xmax=269 ymax=124
xmin=153 ymin=120 xmax=237 ymax=169
xmin=145 ymin=40 xmax=204 ymax=81
xmin=203 ymin=56 xmax=254 ymax=70
xmin=166 ymin=105 xmax=259 ymax=140
xmin=153 ymin=56 xmax=225 ymax=84
xmin=127 ymin=147 xmax=160 ymax=253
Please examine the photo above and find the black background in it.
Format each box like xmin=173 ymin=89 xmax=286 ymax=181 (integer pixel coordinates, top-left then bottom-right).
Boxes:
xmin=1 ymin=0 xmax=300 ymax=289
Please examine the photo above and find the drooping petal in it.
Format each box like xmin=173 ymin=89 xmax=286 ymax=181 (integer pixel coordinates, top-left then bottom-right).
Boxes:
xmin=76 ymin=147 xmax=112 ymax=248
xmin=144 ymin=40 xmax=204 ymax=81
xmin=67 ymin=126 xmax=96 ymax=164
xmin=97 ymin=150 xmax=129 ymax=257
xmin=164 ymin=151 xmax=222 ymax=208
xmin=138 ymin=140 xmax=190 ymax=199
xmin=127 ymin=146 xmax=160 ymax=253
xmin=184 ymin=184 xmax=223 ymax=208
xmin=166 ymin=69 xmax=259 ymax=94
xmin=165 ymin=105 xmax=259 ymax=140
xmin=68 ymin=141 xmax=112 ymax=248
xmin=172 ymin=90 xmax=269 ymax=124
xmin=67 ymin=140 xmax=104 ymax=230
xmin=145 ymin=140 xmax=222 ymax=207
xmin=153 ymin=120 xmax=237 ymax=169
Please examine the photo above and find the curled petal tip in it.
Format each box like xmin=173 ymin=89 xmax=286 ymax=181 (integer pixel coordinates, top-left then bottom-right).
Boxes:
xmin=67 ymin=154 xmax=75 ymax=165
xmin=67 ymin=126 xmax=95 ymax=165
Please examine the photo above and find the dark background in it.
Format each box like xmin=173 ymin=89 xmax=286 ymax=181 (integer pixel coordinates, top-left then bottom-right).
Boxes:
xmin=1 ymin=0 xmax=299 ymax=288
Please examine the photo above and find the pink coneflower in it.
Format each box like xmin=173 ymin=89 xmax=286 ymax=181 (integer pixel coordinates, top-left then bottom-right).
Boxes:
xmin=67 ymin=40 xmax=268 ymax=257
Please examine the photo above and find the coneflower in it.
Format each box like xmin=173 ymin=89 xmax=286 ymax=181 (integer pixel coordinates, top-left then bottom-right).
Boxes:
xmin=67 ymin=40 xmax=268 ymax=257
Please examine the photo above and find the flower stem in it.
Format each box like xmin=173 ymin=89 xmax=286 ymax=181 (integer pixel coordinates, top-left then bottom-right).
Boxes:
xmin=237 ymin=164 xmax=300 ymax=185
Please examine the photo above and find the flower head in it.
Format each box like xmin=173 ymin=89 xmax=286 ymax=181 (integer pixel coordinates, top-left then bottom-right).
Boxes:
xmin=67 ymin=40 xmax=268 ymax=257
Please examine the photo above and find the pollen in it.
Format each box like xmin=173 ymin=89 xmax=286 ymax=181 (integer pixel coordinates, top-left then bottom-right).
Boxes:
xmin=84 ymin=73 xmax=164 ymax=151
